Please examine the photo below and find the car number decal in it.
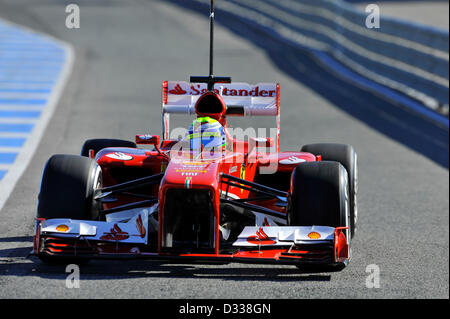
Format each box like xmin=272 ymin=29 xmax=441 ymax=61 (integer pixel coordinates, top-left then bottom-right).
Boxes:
xmin=279 ymin=156 xmax=306 ymax=165
xmin=105 ymin=152 xmax=133 ymax=161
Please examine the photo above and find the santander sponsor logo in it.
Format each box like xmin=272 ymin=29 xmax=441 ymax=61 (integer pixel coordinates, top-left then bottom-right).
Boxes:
xmin=246 ymin=227 xmax=276 ymax=245
xmin=100 ymin=224 xmax=129 ymax=241
xmin=169 ymin=83 xmax=187 ymax=95
xmin=169 ymin=83 xmax=276 ymax=98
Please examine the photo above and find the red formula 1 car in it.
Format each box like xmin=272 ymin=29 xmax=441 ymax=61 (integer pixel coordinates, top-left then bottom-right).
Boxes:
xmin=32 ymin=1 xmax=357 ymax=270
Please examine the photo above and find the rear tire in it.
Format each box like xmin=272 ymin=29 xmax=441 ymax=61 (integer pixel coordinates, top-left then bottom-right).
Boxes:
xmin=81 ymin=138 xmax=137 ymax=157
xmin=301 ymin=143 xmax=357 ymax=238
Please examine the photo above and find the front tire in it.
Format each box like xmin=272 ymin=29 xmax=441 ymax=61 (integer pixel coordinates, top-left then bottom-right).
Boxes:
xmin=37 ymin=154 xmax=102 ymax=221
xmin=36 ymin=155 xmax=102 ymax=265
xmin=288 ymin=161 xmax=349 ymax=232
xmin=288 ymin=161 xmax=350 ymax=270
xmin=301 ymin=143 xmax=357 ymax=238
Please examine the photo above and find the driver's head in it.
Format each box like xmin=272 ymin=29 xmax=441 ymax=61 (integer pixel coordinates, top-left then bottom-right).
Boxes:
xmin=186 ymin=117 xmax=226 ymax=154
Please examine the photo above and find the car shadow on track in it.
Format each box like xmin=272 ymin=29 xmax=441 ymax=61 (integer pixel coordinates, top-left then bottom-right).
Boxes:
xmin=0 ymin=236 xmax=33 ymax=243
xmin=0 ymin=237 xmax=334 ymax=282
xmin=1 ymin=257 xmax=333 ymax=282
xmin=31 ymin=260 xmax=334 ymax=282
xmin=167 ymin=0 xmax=449 ymax=169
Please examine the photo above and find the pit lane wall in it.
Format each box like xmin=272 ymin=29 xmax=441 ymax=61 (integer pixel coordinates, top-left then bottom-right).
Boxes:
xmin=169 ymin=0 xmax=449 ymax=127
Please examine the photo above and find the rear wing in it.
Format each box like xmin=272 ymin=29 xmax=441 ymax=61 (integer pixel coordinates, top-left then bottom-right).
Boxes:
xmin=161 ymin=81 xmax=281 ymax=149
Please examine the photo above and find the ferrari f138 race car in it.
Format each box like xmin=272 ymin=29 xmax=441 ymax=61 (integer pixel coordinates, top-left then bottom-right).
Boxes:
xmin=32 ymin=1 xmax=358 ymax=270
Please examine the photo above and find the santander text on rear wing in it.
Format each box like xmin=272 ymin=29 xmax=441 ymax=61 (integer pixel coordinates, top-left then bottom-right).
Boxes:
xmin=161 ymin=81 xmax=281 ymax=142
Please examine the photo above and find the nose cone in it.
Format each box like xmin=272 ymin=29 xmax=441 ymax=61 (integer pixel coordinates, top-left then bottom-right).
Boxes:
xmin=162 ymin=158 xmax=220 ymax=190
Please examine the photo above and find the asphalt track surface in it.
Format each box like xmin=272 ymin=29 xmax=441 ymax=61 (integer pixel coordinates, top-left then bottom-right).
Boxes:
xmin=0 ymin=0 xmax=448 ymax=299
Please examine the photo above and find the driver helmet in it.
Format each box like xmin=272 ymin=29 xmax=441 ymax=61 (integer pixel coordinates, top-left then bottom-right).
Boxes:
xmin=186 ymin=117 xmax=227 ymax=154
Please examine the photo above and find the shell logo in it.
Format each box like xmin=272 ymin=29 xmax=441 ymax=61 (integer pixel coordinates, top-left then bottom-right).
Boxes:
xmin=307 ymin=231 xmax=321 ymax=239
xmin=56 ymin=224 xmax=69 ymax=232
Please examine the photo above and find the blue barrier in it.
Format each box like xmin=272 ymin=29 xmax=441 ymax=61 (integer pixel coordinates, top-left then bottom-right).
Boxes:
xmin=170 ymin=0 xmax=449 ymax=123
xmin=247 ymin=0 xmax=449 ymax=110
xmin=0 ymin=18 xmax=73 ymax=210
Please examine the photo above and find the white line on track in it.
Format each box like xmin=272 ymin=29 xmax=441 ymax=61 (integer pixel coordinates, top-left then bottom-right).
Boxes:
xmin=0 ymin=105 xmax=45 ymax=111
xmin=0 ymin=147 xmax=21 ymax=152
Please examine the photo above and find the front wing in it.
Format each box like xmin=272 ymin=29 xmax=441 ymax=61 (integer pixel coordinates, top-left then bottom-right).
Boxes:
xmin=32 ymin=213 xmax=349 ymax=267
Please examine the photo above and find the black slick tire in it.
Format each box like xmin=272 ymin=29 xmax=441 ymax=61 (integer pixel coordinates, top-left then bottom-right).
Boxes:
xmin=301 ymin=143 xmax=358 ymax=238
